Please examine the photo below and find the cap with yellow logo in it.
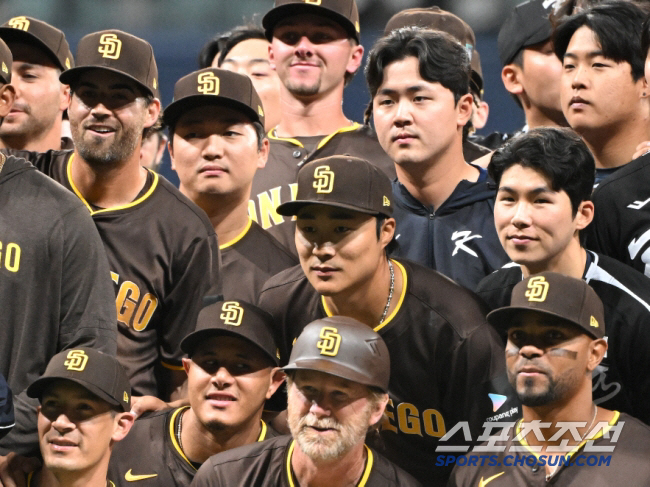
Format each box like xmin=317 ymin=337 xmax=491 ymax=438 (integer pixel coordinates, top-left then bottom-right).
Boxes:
xmin=284 ymin=316 xmax=390 ymax=392
xmin=59 ymin=29 xmax=159 ymax=98
xmin=0 ymin=38 xmax=12 ymax=84
xmin=276 ymin=155 xmax=393 ymax=218
xmin=180 ymin=300 xmax=279 ymax=366
xmin=486 ymin=271 xmax=605 ymax=339
xmin=27 ymin=348 xmax=131 ymax=412
xmin=163 ymin=68 xmax=265 ymax=129
xmin=263 ymin=0 xmax=361 ymax=43
xmin=0 ymin=16 xmax=74 ymax=72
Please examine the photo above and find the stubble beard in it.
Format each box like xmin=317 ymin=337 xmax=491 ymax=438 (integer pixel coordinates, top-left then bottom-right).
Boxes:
xmin=286 ymin=78 xmax=322 ymax=98
xmin=71 ymin=119 xmax=141 ymax=168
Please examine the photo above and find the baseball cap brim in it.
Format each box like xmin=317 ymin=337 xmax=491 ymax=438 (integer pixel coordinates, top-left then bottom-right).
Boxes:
xmin=0 ymin=28 xmax=66 ymax=71
xmin=263 ymin=4 xmax=359 ymax=42
xmin=163 ymin=95 xmax=261 ymax=128
xmin=284 ymin=358 xmax=386 ymax=391
xmin=60 ymin=66 xmax=155 ymax=97
xmin=277 ymin=199 xmax=387 ymax=217
xmin=486 ymin=307 xmax=598 ymax=339
xmin=180 ymin=328 xmax=279 ymax=366
xmin=27 ymin=377 xmax=125 ymax=411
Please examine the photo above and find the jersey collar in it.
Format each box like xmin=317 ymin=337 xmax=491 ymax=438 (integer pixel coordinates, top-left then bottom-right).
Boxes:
xmin=268 ymin=123 xmax=361 ymax=151
xmin=219 ymin=218 xmax=253 ymax=250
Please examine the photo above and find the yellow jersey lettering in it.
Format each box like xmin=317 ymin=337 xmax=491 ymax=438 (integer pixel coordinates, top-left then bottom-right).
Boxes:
xmin=382 ymin=401 xmax=446 ymax=438
xmin=0 ymin=242 xmax=22 ymax=273
xmin=257 ymin=187 xmax=285 ymax=229
xmin=132 ymin=293 xmax=158 ymax=332
xmin=397 ymin=403 xmax=422 ymax=436
xmin=114 ymin=281 xmax=158 ymax=331
xmin=381 ymin=398 xmax=398 ymax=434
xmin=422 ymin=408 xmax=446 ymax=437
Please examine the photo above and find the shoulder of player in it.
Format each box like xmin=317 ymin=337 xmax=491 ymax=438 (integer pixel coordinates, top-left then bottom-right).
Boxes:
xmin=592 ymin=153 xmax=650 ymax=197
xmin=587 ymin=253 xmax=650 ymax=308
xmin=615 ymin=412 xmax=650 ymax=444
xmin=367 ymin=447 xmax=423 ymax=486
xmin=244 ymin=222 xmax=299 ymax=264
xmin=259 ymin=264 xmax=308 ymax=295
xmin=202 ymin=435 xmax=291 ymax=472
xmin=476 ymin=265 xmax=521 ymax=295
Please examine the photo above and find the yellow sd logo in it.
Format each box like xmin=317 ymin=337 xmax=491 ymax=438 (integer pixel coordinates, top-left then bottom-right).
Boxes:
xmin=198 ymin=72 xmax=220 ymax=95
xmin=64 ymin=350 xmax=89 ymax=372
xmin=8 ymin=16 xmax=30 ymax=31
xmin=98 ymin=33 xmax=122 ymax=60
xmin=525 ymin=276 xmax=549 ymax=302
xmin=317 ymin=327 xmax=341 ymax=357
xmin=313 ymin=166 xmax=335 ymax=194
xmin=220 ymin=301 xmax=244 ymax=326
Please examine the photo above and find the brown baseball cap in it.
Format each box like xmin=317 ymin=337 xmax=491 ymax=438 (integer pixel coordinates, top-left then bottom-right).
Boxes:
xmin=0 ymin=16 xmax=73 ymax=72
xmin=263 ymin=0 xmax=361 ymax=43
xmin=163 ymin=68 xmax=265 ymax=128
xmin=384 ymin=7 xmax=483 ymax=94
xmin=284 ymin=316 xmax=390 ymax=391
xmin=59 ymin=30 xmax=159 ymax=98
xmin=276 ymin=155 xmax=393 ymax=217
xmin=0 ymin=38 xmax=12 ymax=84
xmin=181 ymin=300 xmax=279 ymax=366
xmin=27 ymin=348 xmax=131 ymax=412
xmin=487 ymin=272 xmax=606 ymax=339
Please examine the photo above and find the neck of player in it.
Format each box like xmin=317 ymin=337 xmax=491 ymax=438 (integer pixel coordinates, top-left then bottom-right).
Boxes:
xmin=324 ymin=255 xmax=402 ymax=327
xmin=71 ymin=145 xmax=149 ymax=209
xmin=180 ymin=407 xmax=264 ymax=464
xmin=273 ymin=82 xmax=351 ymax=137
xmin=292 ymin=441 xmax=367 ymax=487
xmin=524 ymin=104 xmax=568 ymax=132
xmin=37 ymin=462 xmax=111 ymax=487
xmin=395 ymin=138 xmax=479 ymax=211
xmin=521 ymin=238 xmax=587 ymax=279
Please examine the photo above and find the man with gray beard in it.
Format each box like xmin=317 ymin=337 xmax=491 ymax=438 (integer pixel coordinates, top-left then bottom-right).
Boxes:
xmin=3 ymin=30 xmax=220 ymax=400
xmin=190 ymin=316 xmax=420 ymax=487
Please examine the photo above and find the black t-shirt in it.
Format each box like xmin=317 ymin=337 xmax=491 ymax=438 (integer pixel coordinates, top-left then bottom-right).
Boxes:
xmin=109 ymin=407 xmax=278 ymax=487
xmin=258 ymin=259 xmax=519 ymax=486
xmin=191 ymin=435 xmax=421 ymax=487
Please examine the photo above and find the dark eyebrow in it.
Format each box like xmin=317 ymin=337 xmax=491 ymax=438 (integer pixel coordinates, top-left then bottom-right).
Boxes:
xmin=498 ymin=186 xmax=554 ymax=195
xmin=563 ymin=50 xmax=605 ymax=60
xmin=377 ymin=85 xmax=428 ymax=96
xmin=77 ymin=81 xmax=136 ymax=94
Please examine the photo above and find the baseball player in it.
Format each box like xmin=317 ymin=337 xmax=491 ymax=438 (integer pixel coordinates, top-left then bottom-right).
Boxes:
xmin=165 ymin=68 xmax=296 ymax=302
xmin=257 ymin=155 xmax=517 ymax=485
xmin=450 ymin=273 xmax=650 ymax=486
xmin=477 ymin=127 xmax=650 ymax=424
xmin=250 ymin=0 xmax=396 ymax=252
xmin=0 ymin=16 xmax=73 ymax=151
xmin=4 ymin=30 xmax=220 ymax=399
xmin=108 ymin=300 xmax=284 ymax=486
xmin=24 ymin=348 xmax=134 ymax=487
xmin=191 ymin=316 xmax=420 ymax=487
xmin=365 ymin=28 xmax=509 ymax=290
xmin=0 ymin=38 xmax=116 ymax=459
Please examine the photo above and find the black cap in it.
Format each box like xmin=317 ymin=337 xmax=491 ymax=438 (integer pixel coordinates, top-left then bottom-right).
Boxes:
xmin=163 ymin=68 xmax=265 ymax=128
xmin=284 ymin=316 xmax=390 ymax=391
xmin=181 ymin=300 xmax=279 ymax=366
xmin=0 ymin=16 xmax=73 ymax=71
xmin=60 ymin=30 xmax=159 ymax=98
xmin=27 ymin=348 xmax=131 ymax=412
xmin=0 ymin=38 xmax=12 ymax=84
xmin=487 ymin=272 xmax=606 ymax=339
xmin=263 ymin=0 xmax=361 ymax=43
xmin=276 ymin=155 xmax=393 ymax=217
xmin=498 ymin=0 xmax=556 ymax=66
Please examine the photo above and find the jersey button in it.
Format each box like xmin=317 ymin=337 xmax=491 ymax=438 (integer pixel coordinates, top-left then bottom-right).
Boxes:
xmin=293 ymin=150 xmax=302 ymax=158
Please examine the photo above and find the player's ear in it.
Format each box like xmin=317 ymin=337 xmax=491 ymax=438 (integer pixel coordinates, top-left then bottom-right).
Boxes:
xmin=574 ymin=200 xmax=594 ymax=230
xmin=59 ymin=83 xmax=71 ymax=112
xmin=182 ymin=358 xmax=191 ymax=375
xmin=379 ymin=217 xmax=396 ymax=248
xmin=0 ymin=83 xmax=15 ymax=118
xmin=257 ymin=137 xmax=270 ymax=170
xmin=368 ymin=392 xmax=389 ymax=427
xmin=268 ymin=44 xmax=276 ymax=70
xmin=502 ymin=64 xmax=524 ymax=97
xmin=346 ymin=43 xmax=364 ymax=76
xmin=112 ymin=411 xmax=136 ymax=442
xmin=456 ymin=93 xmax=473 ymax=129
xmin=143 ymin=98 xmax=162 ymax=129
xmin=266 ymin=368 xmax=286 ymax=399
xmin=587 ymin=338 xmax=607 ymax=371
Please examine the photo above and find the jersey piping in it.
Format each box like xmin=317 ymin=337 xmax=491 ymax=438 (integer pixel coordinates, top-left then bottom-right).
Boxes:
xmin=67 ymin=153 xmax=159 ymax=216
xmin=267 ymin=123 xmax=362 ymax=152
xmin=219 ymin=218 xmax=253 ymax=250
xmin=320 ymin=259 xmax=408 ymax=333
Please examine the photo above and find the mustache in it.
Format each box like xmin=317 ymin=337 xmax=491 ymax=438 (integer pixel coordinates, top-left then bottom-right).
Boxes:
xmin=299 ymin=414 xmax=341 ymax=431
xmin=9 ymin=101 xmax=30 ymax=113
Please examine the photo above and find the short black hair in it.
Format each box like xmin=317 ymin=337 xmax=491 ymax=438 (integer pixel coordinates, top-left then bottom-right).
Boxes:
xmin=643 ymin=11 xmax=650 ymax=56
xmin=364 ymin=27 xmax=470 ymax=124
xmin=198 ymin=23 xmax=266 ymax=69
xmin=488 ymin=127 xmax=595 ymax=216
xmin=553 ymin=1 xmax=647 ymax=82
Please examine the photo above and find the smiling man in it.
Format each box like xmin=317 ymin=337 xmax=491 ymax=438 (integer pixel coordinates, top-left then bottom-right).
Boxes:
xmin=450 ymin=273 xmax=650 ymax=486
xmin=108 ymin=300 xmax=284 ymax=487
xmin=191 ymin=316 xmax=420 ymax=487
xmin=24 ymin=348 xmax=134 ymax=487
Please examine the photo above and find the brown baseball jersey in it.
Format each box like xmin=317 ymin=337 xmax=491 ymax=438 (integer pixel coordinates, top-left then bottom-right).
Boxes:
xmin=190 ymin=435 xmax=421 ymax=487
xmin=219 ymin=219 xmax=297 ymax=302
xmin=109 ymin=406 xmax=278 ymax=487
xmin=257 ymin=259 xmax=519 ymax=486
xmin=27 ymin=471 xmax=116 ymax=487
xmin=0 ymin=154 xmax=116 ymax=455
xmin=449 ymin=412 xmax=650 ymax=486
xmin=249 ymin=124 xmax=396 ymax=252
xmin=5 ymin=148 xmax=220 ymax=397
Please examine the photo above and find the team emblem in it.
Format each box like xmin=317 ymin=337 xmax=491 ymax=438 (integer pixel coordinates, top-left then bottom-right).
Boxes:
xmin=313 ymin=166 xmax=335 ymax=194
xmin=98 ymin=33 xmax=122 ymax=60
xmin=198 ymin=72 xmax=220 ymax=95
xmin=153 ymin=78 xmax=157 ymax=90
xmin=317 ymin=326 xmax=341 ymax=357
xmin=525 ymin=276 xmax=549 ymax=302
xmin=64 ymin=350 xmax=89 ymax=372
xmin=590 ymin=316 xmax=599 ymax=328
xmin=220 ymin=301 xmax=244 ymax=326
xmin=8 ymin=16 xmax=29 ymax=31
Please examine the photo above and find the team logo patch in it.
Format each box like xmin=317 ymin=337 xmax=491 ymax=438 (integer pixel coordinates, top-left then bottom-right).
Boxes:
xmin=64 ymin=350 xmax=89 ymax=372
xmin=8 ymin=16 xmax=29 ymax=31
xmin=317 ymin=326 xmax=341 ymax=357
xmin=198 ymin=72 xmax=220 ymax=95
xmin=525 ymin=276 xmax=549 ymax=302
xmin=488 ymin=393 xmax=507 ymax=412
xmin=313 ymin=165 xmax=335 ymax=194
xmin=590 ymin=316 xmax=599 ymax=328
xmin=220 ymin=301 xmax=244 ymax=326
xmin=98 ymin=33 xmax=122 ymax=60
